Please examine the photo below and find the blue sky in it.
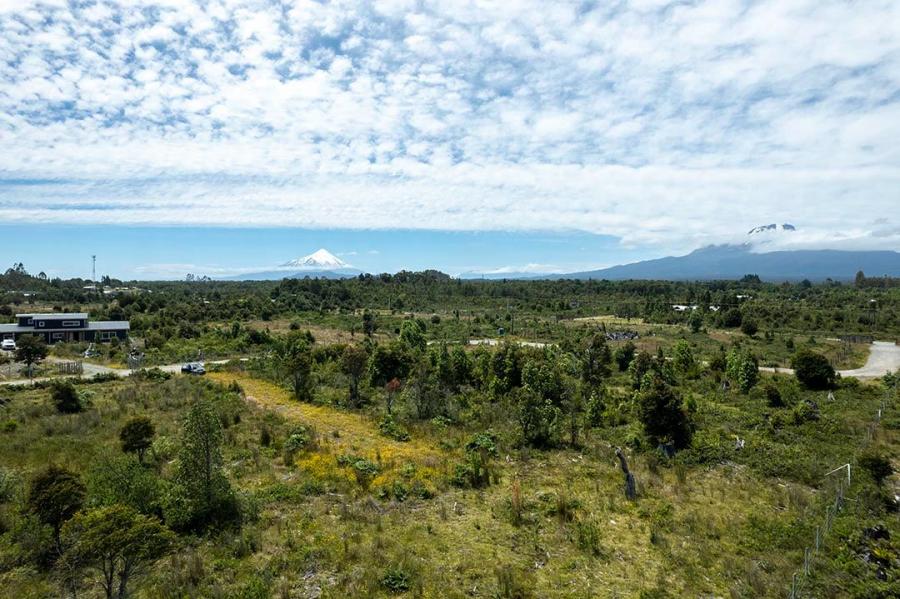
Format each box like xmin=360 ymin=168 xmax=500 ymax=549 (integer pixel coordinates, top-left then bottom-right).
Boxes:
xmin=0 ymin=224 xmax=652 ymax=280
xmin=1 ymin=0 xmax=899 ymax=278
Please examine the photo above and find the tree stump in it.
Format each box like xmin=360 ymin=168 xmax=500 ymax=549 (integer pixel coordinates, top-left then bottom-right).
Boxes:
xmin=615 ymin=447 xmax=636 ymax=500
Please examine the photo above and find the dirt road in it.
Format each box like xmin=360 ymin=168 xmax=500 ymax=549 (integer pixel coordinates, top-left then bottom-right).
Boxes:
xmin=0 ymin=358 xmax=237 ymax=387
xmin=838 ymin=341 xmax=900 ymax=378
xmin=760 ymin=341 xmax=900 ymax=380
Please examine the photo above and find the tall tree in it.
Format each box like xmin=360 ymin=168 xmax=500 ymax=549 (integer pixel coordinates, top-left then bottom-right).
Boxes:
xmin=274 ymin=331 xmax=315 ymax=402
xmin=62 ymin=505 xmax=174 ymax=599
xmin=167 ymin=399 xmax=237 ymax=531
xmin=340 ymin=344 xmax=369 ymax=408
xmin=580 ymin=333 xmax=611 ymax=398
xmin=119 ymin=417 xmax=155 ymax=464
xmin=15 ymin=335 xmax=48 ymax=379
xmin=27 ymin=464 xmax=85 ymax=556
xmin=637 ymin=375 xmax=691 ymax=449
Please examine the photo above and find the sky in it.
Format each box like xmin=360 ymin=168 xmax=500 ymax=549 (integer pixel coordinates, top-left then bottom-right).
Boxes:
xmin=1 ymin=0 xmax=899 ymax=279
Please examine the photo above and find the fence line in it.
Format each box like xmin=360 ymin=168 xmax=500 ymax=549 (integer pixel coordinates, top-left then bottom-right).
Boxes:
xmin=788 ymin=388 xmax=892 ymax=598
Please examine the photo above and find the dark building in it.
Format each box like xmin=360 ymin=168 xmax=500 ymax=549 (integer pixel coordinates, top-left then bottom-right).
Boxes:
xmin=0 ymin=313 xmax=129 ymax=344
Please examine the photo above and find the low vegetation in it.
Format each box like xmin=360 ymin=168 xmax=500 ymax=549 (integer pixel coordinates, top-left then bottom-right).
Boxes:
xmin=0 ymin=265 xmax=898 ymax=597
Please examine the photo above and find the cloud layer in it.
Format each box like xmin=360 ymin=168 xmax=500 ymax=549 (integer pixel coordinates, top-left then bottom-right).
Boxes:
xmin=1 ymin=0 xmax=899 ymax=252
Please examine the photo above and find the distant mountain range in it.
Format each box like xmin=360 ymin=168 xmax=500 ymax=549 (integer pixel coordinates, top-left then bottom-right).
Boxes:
xmin=558 ymin=245 xmax=900 ymax=282
xmin=230 ymin=249 xmax=362 ymax=280
xmin=461 ymin=224 xmax=900 ymax=282
xmin=231 ymin=232 xmax=900 ymax=283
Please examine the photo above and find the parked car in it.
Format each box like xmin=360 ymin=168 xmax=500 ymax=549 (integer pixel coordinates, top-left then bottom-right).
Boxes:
xmin=1 ymin=339 xmax=15 ymax=352
xmin=181 ymin=362 xmax=206 ymax=375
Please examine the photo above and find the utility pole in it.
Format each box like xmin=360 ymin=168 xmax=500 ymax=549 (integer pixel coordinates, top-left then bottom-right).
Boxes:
xmin=91 ymin=255 xmax=96 ymax=284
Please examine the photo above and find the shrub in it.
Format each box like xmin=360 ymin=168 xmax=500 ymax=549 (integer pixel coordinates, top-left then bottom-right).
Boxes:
xmin=722 ymin=308 xmax=743 ymax=328
xmin=378 ymin=416 xmax=410 ymax=442
xmin=792 ymin=400 xmax=820 ymax=424
xmin=637 ymin=375 xmax=691 ymax=449
xmin=614 ymin=342 xmax=636 ymax=372
xmin=791 ymin=350 xmax=836 ymax=390
xmin=740 ymin=319 xmax=758 ymax=337
xmin=1 ymin=419 xmax=17 ymax=433
xmin=381 ymin=567 xmax=411 ymax=593
xmin=50 ymin=379 xmax=82 ymax=413
xmin=764 ymin=384 xmax=784 ymax=408
xmin=858 ymin=449 xmax=894 ymax=486
xmin=574 ymin=517 xmax=604 ymax=556
xmin=451 ymin=431 xmax=498 ymax=488
xmin=119 ymin=416 xmax=155 ymax=463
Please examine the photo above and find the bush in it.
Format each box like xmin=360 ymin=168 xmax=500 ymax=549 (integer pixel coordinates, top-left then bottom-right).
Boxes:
xmin=378 ymin=416 xmax=410 ymax=442
xmin=791 ymin=350 xmax=836 ymax=390
xmin=722 ymin=308 xmax=742 ymax=328
xmin=858 ymin=449 xmax=894 ymax=486
xmin=381 ymin=567 xmax=411 ymax=593
xmin=740 ymin=319 xmax=758 ymax=337
xmin=50 ymin=379 xmax=82 ymax=413
xmin=764 ymin=384 xmax=784 ymax=408
xmin=451 ymin=431 xmax=498 ymax=488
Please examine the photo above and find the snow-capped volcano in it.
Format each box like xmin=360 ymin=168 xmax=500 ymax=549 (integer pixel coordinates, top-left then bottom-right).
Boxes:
xmin=748 ymin=223 xmax=796 ymax=236
xmin=281 ymin=249 xmax=349 ymax=270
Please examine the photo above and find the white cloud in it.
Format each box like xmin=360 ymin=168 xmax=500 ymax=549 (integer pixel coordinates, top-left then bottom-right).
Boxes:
xmin=0 ymin=0 xmax=898 ymax=253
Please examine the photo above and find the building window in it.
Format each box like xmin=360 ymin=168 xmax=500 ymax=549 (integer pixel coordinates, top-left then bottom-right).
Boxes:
xmin=52 ymin=333 xmax=64 ymax=340
xmin=26 ymin=318 xmax=33 ymax=325
xmin=62 ymin=321 xmax=81 ymax=327
xmin=98 ymin=331 xmax=116 ymax=341
xmin=38 ymin=321 xmax=45 ymax=328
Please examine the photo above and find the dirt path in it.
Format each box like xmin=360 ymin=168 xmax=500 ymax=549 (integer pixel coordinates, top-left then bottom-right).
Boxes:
xmin=0 ymin=358 xmax=235 ymax=386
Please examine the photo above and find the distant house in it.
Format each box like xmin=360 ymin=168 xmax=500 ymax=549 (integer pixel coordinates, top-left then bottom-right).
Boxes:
xmin=671 ymin=304 xmax=698 ymax=312
xmin=0 ymin=313 xmax=129 ymax=344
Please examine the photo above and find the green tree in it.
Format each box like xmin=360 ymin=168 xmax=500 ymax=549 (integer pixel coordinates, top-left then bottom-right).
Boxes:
xmin=514 ymin=386 xmax=560 ymax=448
xmin=27 ymin=464 xmax=85 ymax=555
xmin=740 ymin=318 xmax=758 ymax=337
xmin=791 ymin=349 xmax=836 ymax=390
xmin=489 ymin=342 xmax=523 ymax=396
xmin=61 ymin=505 xmax=174 ymax=599
xmin=721 ymin=308 xmax=742 ymax=328
xmin=275 ymin=331 xmax=315 ymax=401
xmin=399 ymin=319 xmax=426 ymax=354
xmin=50 ymin=379 xmax=83 ymax=414
xmin=613 ymin=341 xmax=636 ymax=372
xmin=166 ymin=399 xmax=238 ymax=531
xmin=340 ymin=344 xmax=369 ymax=408
xmin=15 ymin=335 xmax=48 ymax=378
xmin=637 ymin=375 xmax=691 ymax=449
xmin=119 ymin=417 xmax=155 ymax=464
xmin=737 ymin=353 xmax=759 ymax=393
xmin=672 ymin=340 xmax=695 ymax=376
xmin=86 ymin=455 xmax=161 ymax=516
xmin=369 ymin=341 xmax=411 ymax=388
xmin=580 ymin=333 xmax=611 ymax=397
xmin=726 ymin=348 xmax=758 ymax=393
xmin=362 ymin=311 xmax=377 ymax=337
xmin=688 ymin=310 xmax=703 ymax=333
xmin=628 ymin=351 xmax=652 ymax=390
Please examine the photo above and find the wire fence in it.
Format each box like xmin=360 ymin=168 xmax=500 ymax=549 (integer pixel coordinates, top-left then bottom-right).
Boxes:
xmin=787 ymin=388 xmax=893 ymax=598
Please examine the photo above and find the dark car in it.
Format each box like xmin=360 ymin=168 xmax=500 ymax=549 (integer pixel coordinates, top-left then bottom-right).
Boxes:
xmin=181 ymin=362 xmax=206 ymax=375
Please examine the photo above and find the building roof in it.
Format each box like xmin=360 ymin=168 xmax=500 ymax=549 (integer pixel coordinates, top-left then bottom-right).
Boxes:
xmin=16 ymin=313 xmax=89 ymax=319
xmin=0 ymin=320 xmax=129 ymax=333
xmin=87 ymin=321 xmax=130 ymax=330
